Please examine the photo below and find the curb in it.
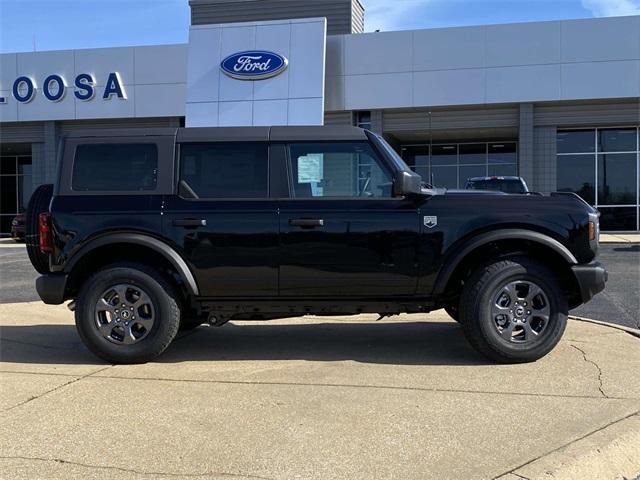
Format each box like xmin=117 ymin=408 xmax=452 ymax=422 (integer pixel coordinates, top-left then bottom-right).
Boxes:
xmin=569 ymin=315 xmax=640 ymax=339
xmin=496 ymin=412 xmax=640 ymax=480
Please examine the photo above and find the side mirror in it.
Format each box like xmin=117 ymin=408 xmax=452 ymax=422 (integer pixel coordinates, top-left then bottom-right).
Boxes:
xmin=394 ymin=170 xmax=423 ymax=197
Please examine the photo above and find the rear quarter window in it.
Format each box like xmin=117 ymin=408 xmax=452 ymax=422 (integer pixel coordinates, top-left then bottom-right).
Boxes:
xmin=72 ymin=143 xmax=158 ymax=191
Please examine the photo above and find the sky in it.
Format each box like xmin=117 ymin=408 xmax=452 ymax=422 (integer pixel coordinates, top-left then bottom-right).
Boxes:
xmin=0 ymin=0 xmax=639 ymax=54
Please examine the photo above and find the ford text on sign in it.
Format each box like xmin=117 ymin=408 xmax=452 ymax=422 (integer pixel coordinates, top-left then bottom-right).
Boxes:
xmin=220 ymin=51 xmax=288 ymax=80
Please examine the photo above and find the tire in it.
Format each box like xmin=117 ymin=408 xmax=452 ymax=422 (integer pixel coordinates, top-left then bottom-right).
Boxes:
xmin=459 ymin=256 xmax=567 ymax=363
xmin=25 ymin=184 xmax=53 ymax=274
xmin=75 ymin=262 xmax=181 ymax=364
xmin=444 ymin=303 xmax=459 ymax=322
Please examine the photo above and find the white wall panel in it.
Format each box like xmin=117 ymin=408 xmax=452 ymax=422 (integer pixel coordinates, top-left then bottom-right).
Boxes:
xmin=17 ymin=50 xmax=75 ymax=86
xmin=485 ymin=22 xmax=561 ymax=67
xmin=344 ymin=31 xmax=412 ymax=75
xmin=0 ymin=89 xmax=17 ymax=122
xmin=74 ymin=47 xmax=135 ymax=87
xmin=218 ymin=100 xmax=253 ymax=126
xmin=75 ymin=88 xmax=135 ymax=120
xmin=135 ymin=44 xmax=188 ymax=84
xmin=253 ymin=99 xmax=287 ymax=125
xmin=561 ymin=61 xmax=640 ymax=100
xmin=486 ymin=65 xmax=561 ymax=103
xmin=412 ymin=26 xmax=485 ymax=71
xmin=413 ymin=69 xmax=485 ymax=106
xmin=135 ymin=84 xmax=186 ymax=117
xmin=0 ymin=54 xmax=17 ymax=90
xmin=186 ymin=28 xmax=221 ymax=103
xmin=185 ymin=102 xmax=218 ymax=127
xmin=345 ymin=73 xmax=412 ymax=109
xmin=561 ymin=16 xmax=640 ymax=63
xmin=186 ymin=17 xmax=326 ymax=127
xmin=18 ymin=86 xmax=75 ymax=121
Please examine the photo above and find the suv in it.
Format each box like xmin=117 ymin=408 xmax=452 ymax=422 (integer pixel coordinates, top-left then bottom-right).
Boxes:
xmin=27 ymin=126 xmax=606 ymax=364
xmin=465 ymin=176 xmax=530 ymax=194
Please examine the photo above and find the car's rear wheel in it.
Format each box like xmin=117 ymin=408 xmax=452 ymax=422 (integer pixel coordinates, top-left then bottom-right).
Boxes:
xmin=75 ymin=263 xmax=181 ymax=364
xmin=459 ymin=257 xmax=567 ymax=363
xmin=25 ymin=184 xmax=53 ymax=274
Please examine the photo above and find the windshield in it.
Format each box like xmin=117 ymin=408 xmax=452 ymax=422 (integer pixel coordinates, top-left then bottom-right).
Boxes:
xmin=466 ymin=179 xmax=526 ymax=193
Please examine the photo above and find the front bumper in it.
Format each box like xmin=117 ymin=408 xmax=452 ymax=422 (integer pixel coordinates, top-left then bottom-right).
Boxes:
xmin=572 ymin=261 xmax=608 ymax=304
xmin=36 ymin=274 xmax=68 ymax=305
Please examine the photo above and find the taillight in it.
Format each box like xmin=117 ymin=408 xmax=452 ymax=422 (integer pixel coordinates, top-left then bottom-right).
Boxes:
xmin=39 ymin=212 xmax=53 ymax=254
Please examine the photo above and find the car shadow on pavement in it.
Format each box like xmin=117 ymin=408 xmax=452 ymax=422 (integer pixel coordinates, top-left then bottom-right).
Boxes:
xmin=0 ymin=321 xmax=489 ymax=367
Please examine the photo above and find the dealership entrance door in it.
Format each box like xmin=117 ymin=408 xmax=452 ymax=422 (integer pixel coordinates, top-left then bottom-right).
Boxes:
xmin=0 ymin=144 xmax=32 ymax=236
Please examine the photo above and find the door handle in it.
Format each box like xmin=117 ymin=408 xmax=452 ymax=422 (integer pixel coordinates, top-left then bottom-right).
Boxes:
xmin=289 ymin=218 xmax=324 ymax=228
xmin=172 ymin=218 xmax=207 ymax=228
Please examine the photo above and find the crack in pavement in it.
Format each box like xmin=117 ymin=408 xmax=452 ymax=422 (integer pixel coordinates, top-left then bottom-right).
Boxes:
xmin=81 ymin=373 xmax=637 ymax=400
xmin=0 ymin=455 xmax=275 ymax=480
xmin=0 ymin=366 xmax=113 ymax=414
xmin=570 ymin=344 xmax=608 ymax=398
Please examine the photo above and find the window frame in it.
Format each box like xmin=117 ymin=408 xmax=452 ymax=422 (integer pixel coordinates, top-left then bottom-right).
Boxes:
xmin=58 ymin=136 xmax=175 ymax=196
xmin=283 ymin=140 xmax=398 ymax=201
xmin=175 ymin=141 xmax=271 ymax=201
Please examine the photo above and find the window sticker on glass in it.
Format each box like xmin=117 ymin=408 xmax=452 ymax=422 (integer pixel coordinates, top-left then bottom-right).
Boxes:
xmin=297 ymin=154 xmax=323 ymax=183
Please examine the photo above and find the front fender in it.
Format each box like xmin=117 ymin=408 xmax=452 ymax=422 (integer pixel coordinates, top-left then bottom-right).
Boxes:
xmin=432 ymin=228 xmax=577 ymax=296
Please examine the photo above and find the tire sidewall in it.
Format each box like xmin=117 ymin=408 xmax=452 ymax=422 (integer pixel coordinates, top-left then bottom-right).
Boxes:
xmin=474 ymin=261 xmax=567 ymax=361
xmin=76 ymin=266 xmax=179 ymax=363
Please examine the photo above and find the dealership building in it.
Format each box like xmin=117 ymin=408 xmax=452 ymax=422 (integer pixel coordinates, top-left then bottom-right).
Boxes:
xmin=0 ymin=0 xmax=639 ymax=234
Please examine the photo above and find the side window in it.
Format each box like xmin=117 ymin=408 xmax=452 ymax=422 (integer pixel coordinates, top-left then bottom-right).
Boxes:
xmin=72 ymin=144 xmax=158 ymax=191
xmin=287 ymin=142 xmax=392 ymax=198
xmin=179 ymin=143 xmax=268 ymax=199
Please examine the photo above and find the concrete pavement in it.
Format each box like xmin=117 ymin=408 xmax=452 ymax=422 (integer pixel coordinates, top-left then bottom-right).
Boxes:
xmin=1 ymin=302 xmax=639 ymax=480
xmin=600 ymin=233 xmax=640 ymax=243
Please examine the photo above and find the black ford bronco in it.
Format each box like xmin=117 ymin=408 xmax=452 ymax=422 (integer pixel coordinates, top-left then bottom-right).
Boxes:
xmin=27 ymin=126 xmax=607 ymax=364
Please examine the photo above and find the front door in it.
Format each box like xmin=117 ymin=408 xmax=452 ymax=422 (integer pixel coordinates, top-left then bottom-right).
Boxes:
xmin=279 ymin=141 xmax=421 ymax=297
xmin=162 ymin=142 xmax=278 ymax=297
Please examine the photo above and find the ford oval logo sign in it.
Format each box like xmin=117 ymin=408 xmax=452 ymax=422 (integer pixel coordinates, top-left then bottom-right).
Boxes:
xmin=220 ymin=50 xmax=288 ymax=80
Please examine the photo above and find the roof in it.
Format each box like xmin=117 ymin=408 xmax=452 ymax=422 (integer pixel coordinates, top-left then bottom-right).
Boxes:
xmin=66 ymin=125 xmax=369 ymax=142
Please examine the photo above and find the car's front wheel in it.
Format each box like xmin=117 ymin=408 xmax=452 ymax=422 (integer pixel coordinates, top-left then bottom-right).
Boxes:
xmin=75 ymin=263 xmax=181 ymax=364
xmin=459 ymin=257 xmax=567 ymax=363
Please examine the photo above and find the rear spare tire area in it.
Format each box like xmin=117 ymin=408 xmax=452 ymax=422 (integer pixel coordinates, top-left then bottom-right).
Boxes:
xmin=459 ymin=256 xmax=568 ymax=363
xmin=25 ymin=184 xmax=53 ymax=274
xmin=75 ymin=262 xmax=181 ymax=364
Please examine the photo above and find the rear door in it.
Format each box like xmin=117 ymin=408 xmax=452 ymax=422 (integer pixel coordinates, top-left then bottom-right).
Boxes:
xmin=162 ymin=141 xmax=278 ymax=297
xmin=277 ymin=141 xmax=421 ymax=297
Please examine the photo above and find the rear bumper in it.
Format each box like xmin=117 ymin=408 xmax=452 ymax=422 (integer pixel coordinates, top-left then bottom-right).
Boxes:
xmin=36 ymin=274 xmax=68 ymax=305
xmin=571 ymin=261 xmax=608 ymax=305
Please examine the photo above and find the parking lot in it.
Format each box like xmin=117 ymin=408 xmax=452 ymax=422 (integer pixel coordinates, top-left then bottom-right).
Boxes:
xmin=1 ymin=300 xmax=639 ymax=479
xmin=0 ymin=238 xmax=639 ymax=479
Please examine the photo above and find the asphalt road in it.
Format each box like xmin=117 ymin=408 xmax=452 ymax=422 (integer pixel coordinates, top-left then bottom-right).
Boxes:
xmin=1 ymin=241 xmax=638 ymax=329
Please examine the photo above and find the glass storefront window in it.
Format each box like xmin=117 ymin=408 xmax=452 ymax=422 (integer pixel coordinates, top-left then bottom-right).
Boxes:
xmin=459 ymin=144 xmax=486 ymax=165
xmin=488 ymin=164 xmax=518 ymax=177
xmin=488 ymin=143 xmax=517 ymax=164
xmin=401 ymin=141 xmax=517 ymax=189
xmin=0 ymin=154 xmax=33 ymax=236
xmin=598 ymin=154 xmax=637 ymax=205
xmin=598 ymin=207 xmax=638 ymax=231
xmin=431 ymin=166 xmax=458 ymax=188
xmin=557 ymin=127 xmax=639 ymax=231
xmin=431 ymin=145 xmax=457 ymax=166
xmin=556 ymin=154 xmax=596 ymax=204
xmin=557 ymin=130 xmax=595 ymax=153
xmin=459 ymin=165 xmax=487 ymax=184
xmin=598 ymin=128 xmax=637 ymax=152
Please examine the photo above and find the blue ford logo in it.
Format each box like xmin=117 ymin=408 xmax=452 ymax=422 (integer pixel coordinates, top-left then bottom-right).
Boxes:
xmin=220 ymin=50 xmax=288 ymax=80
